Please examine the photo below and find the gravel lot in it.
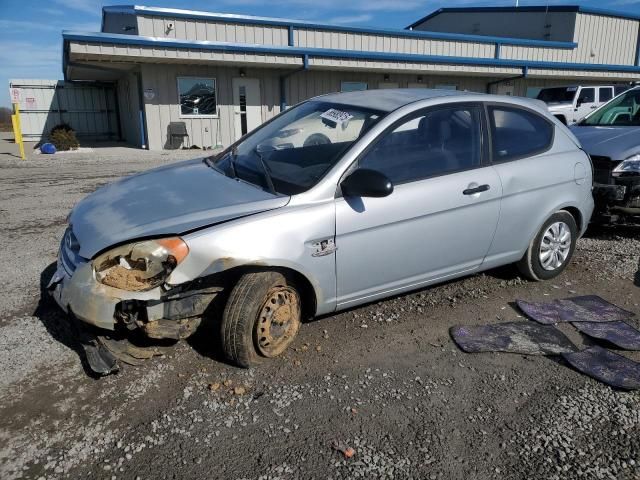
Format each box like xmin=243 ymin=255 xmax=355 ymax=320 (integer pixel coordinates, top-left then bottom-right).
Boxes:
xmin=0 ymin=143 xmax=638 ymax=480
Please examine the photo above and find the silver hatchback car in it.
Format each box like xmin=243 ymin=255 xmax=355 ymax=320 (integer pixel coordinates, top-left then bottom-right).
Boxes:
xmin=49 ymin=89 xmax=594 ymax=367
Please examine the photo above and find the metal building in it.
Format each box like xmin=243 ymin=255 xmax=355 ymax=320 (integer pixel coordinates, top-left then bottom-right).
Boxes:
xmin=60 ymin=4 xmax=640 ymax=150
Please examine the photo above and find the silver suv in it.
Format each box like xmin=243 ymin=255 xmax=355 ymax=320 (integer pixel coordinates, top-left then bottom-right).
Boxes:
xmin=49 ymin=89 xmax=594 ymax=367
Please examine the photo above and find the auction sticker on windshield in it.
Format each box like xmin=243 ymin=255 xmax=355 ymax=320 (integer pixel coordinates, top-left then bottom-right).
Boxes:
xmin=321 ymin=109 xmax=353 ymax=127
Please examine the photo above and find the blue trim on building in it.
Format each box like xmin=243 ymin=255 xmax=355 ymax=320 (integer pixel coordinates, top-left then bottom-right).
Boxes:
xmin=407 ymin=5 xmax=640 ymax=29
xmin=62 ymin=31 xmax=640 ymax=74
xmin=99 ymin=5 xmax=577 ymax=49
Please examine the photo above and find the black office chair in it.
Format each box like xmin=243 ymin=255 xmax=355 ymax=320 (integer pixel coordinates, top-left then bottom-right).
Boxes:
xmin=168 ymin=122 xmax=189 ymax=149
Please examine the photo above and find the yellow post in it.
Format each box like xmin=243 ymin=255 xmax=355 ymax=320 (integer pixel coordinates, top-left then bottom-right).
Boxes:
xmin=11 ymin=103 xmax=26 ymax=160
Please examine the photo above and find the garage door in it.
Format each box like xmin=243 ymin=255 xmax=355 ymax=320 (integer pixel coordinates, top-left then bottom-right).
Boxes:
xmin=9 ymin=79 xmax=120 ymax=141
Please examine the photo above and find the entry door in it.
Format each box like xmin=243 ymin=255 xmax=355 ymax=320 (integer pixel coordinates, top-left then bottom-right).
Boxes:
xmin=232 ymin=78 xmax=261 ymax=141
xmin=335 ymin=104 xmax=502 ymax=308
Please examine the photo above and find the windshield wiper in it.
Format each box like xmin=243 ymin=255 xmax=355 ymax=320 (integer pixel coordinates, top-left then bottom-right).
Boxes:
xmin=253 ymin=147 xmax=277 ymax=194
xmin=228 ymin=146 xmax=238 ymax=179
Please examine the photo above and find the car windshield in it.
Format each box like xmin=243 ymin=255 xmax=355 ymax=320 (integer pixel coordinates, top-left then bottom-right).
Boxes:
xmin=536 ymin=87 xmax=577 ymax=104
xmin=209 ymin=101 xmax=385 ymax=195
xmin=579 ymin=88 xmax=640 ymax=126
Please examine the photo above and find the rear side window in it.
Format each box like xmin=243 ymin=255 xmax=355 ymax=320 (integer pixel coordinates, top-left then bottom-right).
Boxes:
xmin=488 ymin=106 xmax=553 ymax=162
xmin=599 ymin=88 xmax=613 ymax=103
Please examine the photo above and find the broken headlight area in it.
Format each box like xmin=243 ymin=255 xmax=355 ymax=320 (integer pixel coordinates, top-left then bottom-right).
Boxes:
xmin=93 ymin=237 xmax=189 ymax=291
xmin=115 ymin=281 xmax=224 ymax=340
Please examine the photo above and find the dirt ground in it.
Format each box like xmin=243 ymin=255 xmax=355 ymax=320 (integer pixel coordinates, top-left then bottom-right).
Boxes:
xmin=0 ymin=144 xmax=639 ymax=480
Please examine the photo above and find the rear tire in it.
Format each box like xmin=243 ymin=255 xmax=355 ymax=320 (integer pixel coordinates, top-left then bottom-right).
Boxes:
xmin=221 ymin=271 xmax=301 ymax=368
xmin=516 ymin=211 xmax=577 ymax=281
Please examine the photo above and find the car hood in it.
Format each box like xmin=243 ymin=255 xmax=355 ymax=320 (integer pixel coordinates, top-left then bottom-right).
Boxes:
xmin=570 ymin=125 xmax=640 ymax=160
xmin=70 ymin=158 xmax=289 ymax=258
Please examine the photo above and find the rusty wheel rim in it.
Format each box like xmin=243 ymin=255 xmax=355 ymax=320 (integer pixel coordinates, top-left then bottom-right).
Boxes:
xmin=255 ymin=286 xmax=300 ymax=357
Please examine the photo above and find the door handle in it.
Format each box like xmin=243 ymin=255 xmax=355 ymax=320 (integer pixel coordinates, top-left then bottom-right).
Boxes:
xmin=463 ymin=184 xmax=490 ymax=195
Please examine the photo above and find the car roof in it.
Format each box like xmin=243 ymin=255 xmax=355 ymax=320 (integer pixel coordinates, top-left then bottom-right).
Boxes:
xmin=315 ymin=88 xmax=475 ymax=112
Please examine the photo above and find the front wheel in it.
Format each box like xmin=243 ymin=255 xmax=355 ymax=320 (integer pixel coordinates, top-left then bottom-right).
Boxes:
xmin=221 ymin=271 xmax=301 ymax=368
xmin=516 ymin=211 xmax=577 ymax=281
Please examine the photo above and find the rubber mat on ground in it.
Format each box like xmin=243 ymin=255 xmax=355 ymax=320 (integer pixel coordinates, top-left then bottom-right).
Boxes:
xmin=517 ymin=295 xmax=635 ymax=325
xmin=562 ymin=346 xmax=640 ymax=390
xmin=450 ymin=322 xmax=576 ymax=355
xmin=572 ymin=321 xmax=640 ymax=351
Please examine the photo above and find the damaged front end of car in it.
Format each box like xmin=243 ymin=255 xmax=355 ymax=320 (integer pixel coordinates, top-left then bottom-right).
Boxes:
xmin=591 ymin=155 xmax=640 ymax=224
xmin=48 ymin=227 xmax=225 ymax=374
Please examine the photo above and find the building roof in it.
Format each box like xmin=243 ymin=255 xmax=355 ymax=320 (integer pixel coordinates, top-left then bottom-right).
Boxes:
xmin=407 ymin=5 xmax=640 ymax=30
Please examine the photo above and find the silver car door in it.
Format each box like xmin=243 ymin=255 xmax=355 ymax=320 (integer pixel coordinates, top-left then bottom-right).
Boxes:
xmin=483 ymin=104 xmax=581 ymax=267
xmin=334 ymin=103 xmax=502 ymax=309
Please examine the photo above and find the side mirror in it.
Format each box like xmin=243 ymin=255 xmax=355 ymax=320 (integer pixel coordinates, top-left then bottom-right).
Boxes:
xmin=341 ymin=169 xmax=394 ymax=198
xmin=576 ymin=99 xmax=583 ymax=107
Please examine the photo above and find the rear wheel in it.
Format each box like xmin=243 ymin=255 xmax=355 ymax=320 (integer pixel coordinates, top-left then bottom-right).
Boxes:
xmin=221 ymin=271 xmax=301 ymax=368
xmin=516 ymin=211 xmax=577 ymax=281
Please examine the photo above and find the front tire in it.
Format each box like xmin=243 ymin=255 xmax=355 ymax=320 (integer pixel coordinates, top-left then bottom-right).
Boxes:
xmin=516 ymin=211 xmax=577 ymax=281
xmin=221 ymin=271 xmax=301 ymax=368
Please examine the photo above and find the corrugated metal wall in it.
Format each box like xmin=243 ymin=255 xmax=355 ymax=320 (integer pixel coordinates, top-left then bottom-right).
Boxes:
xmin=412 ymin=11 xmax=578 ymax=42
xmin=116 ymin=72 xmax=142 ymax=147
xmin=138 ymin=65 xmax=616 ymax=150
xmin=8 ymin=79 xmax=119 ymax=142
xmin=137 ymin=15 xmax=290 ymax=45
xmin=140 ymin=64 xmax=283 ymax=150
xmin=130 ymin=11 xmax=640 ymax=67
xmin=572 ymin=13 xmax=639 ymax=65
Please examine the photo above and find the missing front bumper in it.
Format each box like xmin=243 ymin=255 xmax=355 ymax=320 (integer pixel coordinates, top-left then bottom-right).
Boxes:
xmin=593 ymin=182 xmax=640 ymax=223
xmin=49 ymin=262 xmax=223 ymax=340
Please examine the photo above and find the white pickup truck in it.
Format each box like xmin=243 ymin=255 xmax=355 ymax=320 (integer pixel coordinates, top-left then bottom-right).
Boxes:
xmin=536 ymin=85 xmax=631 ymax=125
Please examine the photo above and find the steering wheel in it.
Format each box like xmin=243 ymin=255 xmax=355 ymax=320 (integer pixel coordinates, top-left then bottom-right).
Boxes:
xmin=303 ymin=133 xmax=331 ymax=147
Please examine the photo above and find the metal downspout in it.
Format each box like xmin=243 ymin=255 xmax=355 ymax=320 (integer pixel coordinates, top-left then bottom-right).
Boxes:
xmin=486 ymin=66 xmax=528 ymax=94
xmin=279 ymin=54 xmax=309 ymax=111
xmin=135 ymin=71 xmax=148 ymax=149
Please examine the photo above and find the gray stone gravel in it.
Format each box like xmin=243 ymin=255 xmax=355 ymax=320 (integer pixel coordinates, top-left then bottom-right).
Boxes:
xmin=0 ymin=147 xmax=638 ymax=480
xmin=512 ymin=382 xmax=640 ymax=480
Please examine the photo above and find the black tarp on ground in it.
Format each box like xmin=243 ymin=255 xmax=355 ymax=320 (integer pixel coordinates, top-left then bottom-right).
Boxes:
xmin=450 ymin=322 xmax=577 ymax=355
xmin=516 ymin=295 xmax=635 ymax=325
xmin=562 ymin=346 xmax=640 ymax=390
xmin=572 ymin=321 xmax=640 ymax=351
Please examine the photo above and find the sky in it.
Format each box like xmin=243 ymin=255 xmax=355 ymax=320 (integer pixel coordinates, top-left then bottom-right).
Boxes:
xmin=1 ymin=0 xmax=640 ymax=107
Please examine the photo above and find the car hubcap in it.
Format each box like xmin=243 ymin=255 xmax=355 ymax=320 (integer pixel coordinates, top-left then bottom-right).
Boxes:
xmin=539 ymin=221 xmax=572 ymax=271
xmin=255 ymin=286 xmax=300 ymax=357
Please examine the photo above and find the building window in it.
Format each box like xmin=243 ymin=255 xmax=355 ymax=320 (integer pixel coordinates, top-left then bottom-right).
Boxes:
xmin=341 ymin=81 xmax=367 ymax=92
xmin=177 ymin=77 xmax=217 ymax=116
xmin=434 ymin=84 xmax=457 ymax=91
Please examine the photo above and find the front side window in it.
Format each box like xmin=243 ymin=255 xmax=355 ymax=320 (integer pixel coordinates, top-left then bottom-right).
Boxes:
xmin=577 ymin=88 xmax=595 ymax=104
xmin=178 ymin=77 xmax=217 ymax=116
xmin=489 ymin=106 xmax=553 ymax=162
xmin=210 ymin=101 xmax=385 ymax=195
xmin=580 ymin=88 xmax=640 ymax=126
xmin=359 ymin=105 xmax=482 ymax=185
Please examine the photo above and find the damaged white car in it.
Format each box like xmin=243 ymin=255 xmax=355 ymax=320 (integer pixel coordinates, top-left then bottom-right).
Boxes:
xmin=49 ymin=89 xmax=594 ymax=371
